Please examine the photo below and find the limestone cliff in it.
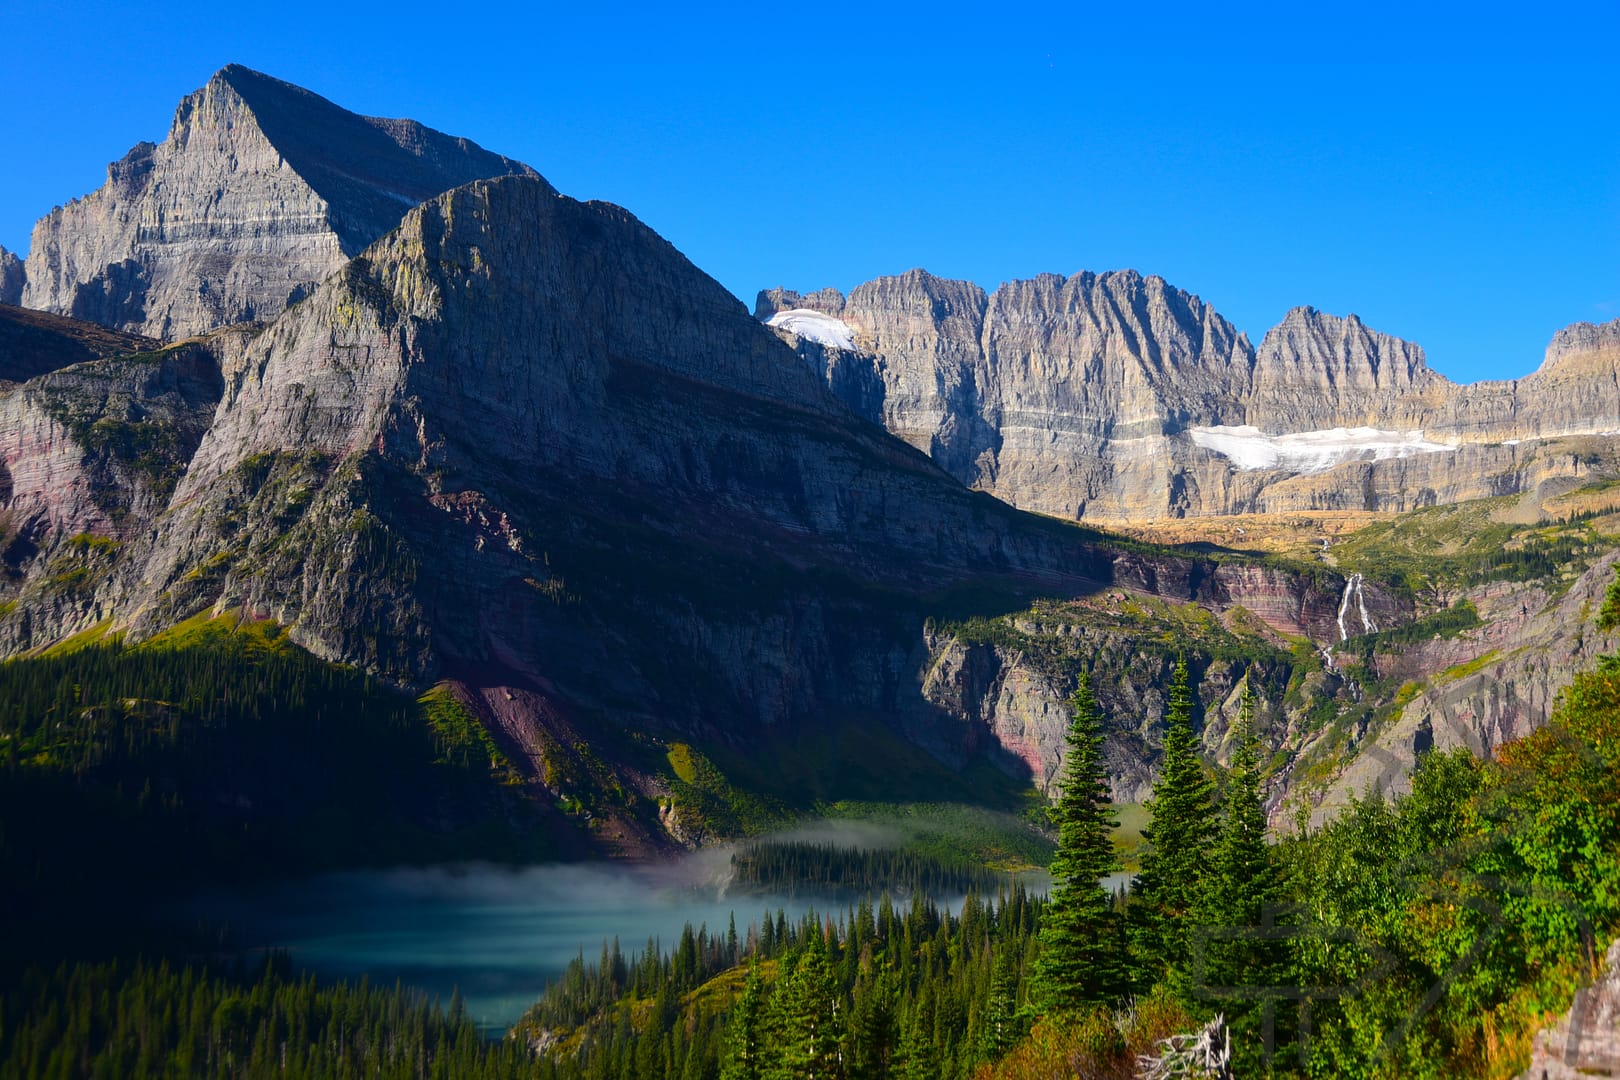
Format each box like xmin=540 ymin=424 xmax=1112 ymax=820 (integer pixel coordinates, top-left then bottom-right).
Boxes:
xmin=762 ymin=274 xmax=1620 ymax=521
xmin=0 ymin=246 xmax=22 ymax=306
xmin=10 ymin=67 xmax=1559 ymax=845
xmin=1247 ymin=307 xmax=1448 ymax=429
xmin=21 ymin=64 xmax=539 ymax=340
xmin=0 ymin=173 xmax=1365 ymax=833
xmin=0 ymin=334 xmax=231 ymax=653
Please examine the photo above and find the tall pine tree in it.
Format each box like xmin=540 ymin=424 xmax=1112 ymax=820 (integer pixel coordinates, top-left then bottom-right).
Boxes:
xmin=1198 ymin=675 xmax=1287 ymax=1064
xmin=1130 ymin=655 xmax=1218 ymax=990
xmin=1031 ymin=673 xmax=1126 ymax=1013
xmin=721 ymin=958 xmax=766 ymax=1080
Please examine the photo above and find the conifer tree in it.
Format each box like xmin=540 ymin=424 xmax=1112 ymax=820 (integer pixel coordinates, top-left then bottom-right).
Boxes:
xmin=721 ymin=959 xmax=766 ymax=1080
xmin=1198 ymin=676 xmax=1286 ymax=1055
xmin=1131 ymin=655 xmax=1218 ymax=988
xmin=766 ymin=932 xmax=845 ymax=1079
xmin=1031 ymin=673 xmax=1126 ymax=1012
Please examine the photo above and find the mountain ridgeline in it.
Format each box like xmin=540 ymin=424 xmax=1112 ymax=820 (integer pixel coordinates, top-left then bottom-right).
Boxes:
xmin=0 ymin=66 xmax=1397 ymax=857
xmin=1 ymin=63 xmax=1617 ymax=861
xmin=758 ymin=273 xmax=1620 ymax=521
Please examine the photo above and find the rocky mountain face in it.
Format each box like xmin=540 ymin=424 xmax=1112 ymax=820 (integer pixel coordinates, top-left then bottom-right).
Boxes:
xmin=8 ymin=67 xmax=1607 ymax=852
xmin=762 ymin=274 xmax=1620 ymax=521
xmin=0 ymin=331 xmax=233 ymax=653
xmin=1519 ymin=938 xmax=1620 ymax=1079
xmin=0 ymin=246 xmax=22 ymax=306
xmin=20 ymin=65 xmax=539 ymax=340
xmin=0 ymin=171 xmax=1363 ymax=850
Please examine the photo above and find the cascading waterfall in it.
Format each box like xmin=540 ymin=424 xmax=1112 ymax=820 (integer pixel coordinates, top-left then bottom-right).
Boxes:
xmin=1336 ymin=574 xmax=1358 ymax=642
xmin=1355 ymin=575 xmax=1377 ymax=635
xmin=1325 ymin=572 xmax=1377 ymax=669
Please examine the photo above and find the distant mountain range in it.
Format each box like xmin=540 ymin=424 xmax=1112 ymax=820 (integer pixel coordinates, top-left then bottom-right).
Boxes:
xmin=757 ymin=274 xmax=1620 ymax=521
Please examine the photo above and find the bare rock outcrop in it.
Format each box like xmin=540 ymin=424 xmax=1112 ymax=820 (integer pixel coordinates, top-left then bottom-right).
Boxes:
xmin=762 ymin=272 xmax=1620 ymax=521
xmin=0 ymin=245 xmax=22 ymax=306
xmin=1519 ymin=939 xmax=1620 ymax=1079
xmin=1247 ymin=306 xmax=1448 ymax=429
xmin=0 ymin=335 xmax=231 ymax=653
xmin=22 ymin=64 xmax=540 ymax=340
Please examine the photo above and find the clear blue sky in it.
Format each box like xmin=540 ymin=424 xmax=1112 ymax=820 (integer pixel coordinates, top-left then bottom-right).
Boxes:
xmin=4 ymin=1 xmax=1616 ymax=382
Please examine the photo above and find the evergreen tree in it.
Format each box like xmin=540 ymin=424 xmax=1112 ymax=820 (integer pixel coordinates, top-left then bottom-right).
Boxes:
xmin=979 ymin=947 xmax=1021 ymax=1060
xmin=721 ymin=959 xmax=767 ymax=1080
xmin=766 ymin=932 xmax=845 ymax=1079
xmin=1031 ymin=673 xmax=1126 ymax=1013
xmin=1130 ymin=655 xmax=1219 ymax=990
xmin=1197 ymin=676 xmax=1286 ymax=1062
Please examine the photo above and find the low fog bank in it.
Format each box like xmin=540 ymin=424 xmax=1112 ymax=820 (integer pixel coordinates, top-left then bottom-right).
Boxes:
xmin=181 ymin=817 xmax=1016 ymax=1033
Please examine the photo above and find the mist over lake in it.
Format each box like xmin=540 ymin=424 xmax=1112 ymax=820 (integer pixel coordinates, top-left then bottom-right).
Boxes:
xmin=183 ymin=819 xmax=1053 ymax=1034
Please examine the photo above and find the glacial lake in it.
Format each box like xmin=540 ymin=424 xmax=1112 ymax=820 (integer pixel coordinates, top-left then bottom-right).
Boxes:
xmin=184 ymin=829 xmax=1092 ymax=1035
xmin=185 ymin=859 xmax=815 ymax=1034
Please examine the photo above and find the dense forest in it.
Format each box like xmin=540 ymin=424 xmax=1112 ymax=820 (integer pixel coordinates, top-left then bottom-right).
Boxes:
xmin=508 ymin=623 xmax=1620 ymax=1078
xmin=727 ymin=840 xmax=1007 ymax=899
xmin=0 ymin=613 xmax=539 ymax=963
xmin=3 ymin=586 xmax=1620 ymax=1076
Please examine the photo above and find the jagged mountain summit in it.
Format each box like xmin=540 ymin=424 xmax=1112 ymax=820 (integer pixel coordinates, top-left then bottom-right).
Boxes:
xmin=20 ymin=65 xmax=541 ymax=340
xmin=760 ymin=274 xmax=1620 ymax=521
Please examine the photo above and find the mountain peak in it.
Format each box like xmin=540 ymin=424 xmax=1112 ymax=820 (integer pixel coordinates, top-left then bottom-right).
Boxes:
xmin=22 ymin=66 xmax=543 ymax=340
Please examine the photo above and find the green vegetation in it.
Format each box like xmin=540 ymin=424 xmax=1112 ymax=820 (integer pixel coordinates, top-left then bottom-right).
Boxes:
xmin=0 ymin=958 xmax=530 ymax=1078
xmin=1332 ymin=496 xmax=1617 ymax=601
xmin=515 ymin=886 xmax=1049 ymax=1080
xmin=0 ymin=611 xmax=544 ymax=962
xmin=1128 ymin=656 xmax=1218 ymax=991
xmin=729 ymin=840 xmax=1006 ymax=899
xmin=515 ymin=583 xmax=1620 ymax=1078
xmin=663 ymin=740 xmax=792 ymax=842
xmin=420 ymin=684 xmax=517 ymax=778
xmin=813 ymin=801 xmax=1055 ymax=872
xmin=1031 ymin=675 xmax=1126 ymax=1011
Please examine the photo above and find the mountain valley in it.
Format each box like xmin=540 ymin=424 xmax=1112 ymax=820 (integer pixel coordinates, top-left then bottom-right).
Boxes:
xmin=2 ymin=62 xmax=1619 ymax=1079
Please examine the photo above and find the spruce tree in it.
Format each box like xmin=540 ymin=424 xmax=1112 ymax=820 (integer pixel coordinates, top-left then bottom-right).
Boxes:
xmin=1031 ymin=673 xmax=1126 ymax=1012
xmin=1198 ymin=676 xmax=1286 ymax=1059
xmin=766 ymin=934 xmax=845 ymax=1080
xmin=721 ymin=959 xmax=766 ymax=1080
xmin=1130 ymin=655 xmax=1218 ymax=989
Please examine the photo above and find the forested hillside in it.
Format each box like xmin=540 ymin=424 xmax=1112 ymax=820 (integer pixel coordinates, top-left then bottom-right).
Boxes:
xmin=0 ymin=612 xmax=546 ymax=962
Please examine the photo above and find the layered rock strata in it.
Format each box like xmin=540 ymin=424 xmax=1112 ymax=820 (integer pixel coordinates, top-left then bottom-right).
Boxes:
xmin=22 ymin=64 xmax=540 ymax=340
xmin=0 ymin=175 xmax=1367 ymax=827
xmin=761 ymin=274 xmax=1620 ymax=521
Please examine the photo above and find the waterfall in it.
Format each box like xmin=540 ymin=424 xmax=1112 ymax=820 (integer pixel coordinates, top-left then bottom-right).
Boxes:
xmin=1336 ymin=574 xmax=1358 ymax=642
xmin=1355 ymin=576 xmax=1378 ymax=635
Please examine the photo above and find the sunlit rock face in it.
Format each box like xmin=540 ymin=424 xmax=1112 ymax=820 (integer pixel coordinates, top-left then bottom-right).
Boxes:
xmin=762 ymin=276 xmax=1620 ymax=520
xmin=21 ymin=64 xmax=540 ymax=340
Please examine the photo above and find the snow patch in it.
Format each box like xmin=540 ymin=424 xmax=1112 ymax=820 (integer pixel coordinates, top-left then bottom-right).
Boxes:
xmin=1189 ymin=425 xmax=1458 ymax=474
xmin=766 ymin=309 xmax=857 ymax=351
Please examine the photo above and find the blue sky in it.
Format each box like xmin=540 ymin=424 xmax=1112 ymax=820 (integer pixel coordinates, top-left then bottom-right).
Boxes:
xmin=4 ymin=1 xmax=1616 ymax=382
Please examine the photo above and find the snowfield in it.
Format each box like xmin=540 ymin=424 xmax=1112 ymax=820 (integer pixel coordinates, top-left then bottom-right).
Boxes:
xmin=1189 ymin=425 xmax=1459 ymax=473
xmin=765 ymin=309 xmax=857 ymax=351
